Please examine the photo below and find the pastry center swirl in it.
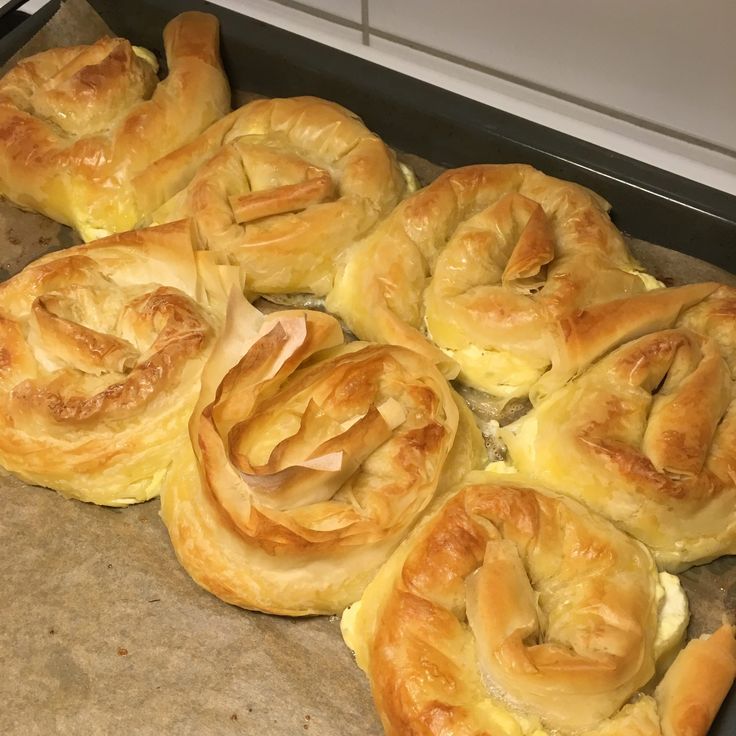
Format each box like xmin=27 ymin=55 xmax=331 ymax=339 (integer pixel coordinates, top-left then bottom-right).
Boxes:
xmin=573 ymin=329 xmax=732 ymax=492
xmin=3 ymin=38 xmax=159 ymax=137
xmin=388 ymin=482 xmax=660 ymax=732
xmin=7 ymin=262 xmax=212 ymax=426
xmin=197 ymin=312 xmax=459 ymax=554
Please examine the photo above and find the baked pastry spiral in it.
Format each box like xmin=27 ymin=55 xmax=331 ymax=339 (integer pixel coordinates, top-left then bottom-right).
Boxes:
xmin=502 ymin=286 xmax=736 ymax=571
xmin=326 ymin=164 xmax=655 ymax=398
xmin=160 ymin=294 xmax=485 ymax=615
xmin=533 ymin=281 xmax=721 ymax=400
xmin=342 ymin=472 xmax=736 ymax=735
xmin=136 ymin=95 xmax=413 ymax=296
xmin=0 ymin=220 xmax=235 ymax=506
xmin=0 ymin=11 xmax=230 ymax=241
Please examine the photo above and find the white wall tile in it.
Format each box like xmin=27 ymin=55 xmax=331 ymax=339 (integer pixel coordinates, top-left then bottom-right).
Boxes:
xmin=218 ymin=0 xmax=361 ymax=25
xmin=368 ymin=34 xmax=736 ymax=195
xmin=214 ymin=0 xmax=362 ymax=45
xmin=296 ymin=0 xmax=362 ymax=24
xmin=368 ymin=0 xmax=736 ymax=153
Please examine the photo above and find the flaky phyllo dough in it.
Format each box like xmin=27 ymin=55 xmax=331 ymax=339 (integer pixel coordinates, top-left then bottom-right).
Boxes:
xmin=327 ymin=164 xmax=658 ymax=399
xmin=501 ymin=284 xmax=736 ymax=570
xmin=160 ymin=293 xmax=485 ymax=615
xmin=0 ymin=12 xmax=230 ymax=242
xmin=0 ymin=220 xmax=238 ymax=506
xmin=342 ymin=473 xmax=736 ymax=736
xmin=136 ymin=95 xmax=414 ymax=297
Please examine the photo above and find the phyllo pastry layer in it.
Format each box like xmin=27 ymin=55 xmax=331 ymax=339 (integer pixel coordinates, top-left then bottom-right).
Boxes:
xmin=327 ymin=164 xmax=656 ymax=399
xmin=502 ymin=285 xmax=736 ymax=571
xmin=0 ymin=11 xmax=230 ymax=241
xmin=0 ymin=220 xmax=236 ymax=505
xmin=161 ymin=294 xmax=485 ymax=615
xmin=342 ymin=472 xmax=735 ymax=735
xmin=138 ymin=95 xmax=414 ymax=297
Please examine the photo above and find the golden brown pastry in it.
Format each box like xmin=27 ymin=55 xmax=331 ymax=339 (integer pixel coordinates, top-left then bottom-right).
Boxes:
xmin=533 ymin=282 xmax=720 ymax=400
xmin=135 ymin=95 xmax=413 ymax=296
xmin=655 ymin=624 xmax=736 ymax=736
xmin=0 ymin=12 xmax=230 ymax=241
xmin=0 ymin=220 xmax=236 ymax=506
xmin=160 ymin=293 xmax=485 ymax=615
xmin=342 ymin=473 xmax=735 ymax=736
xmin=326 ymin=164 xmax=657 ymax=398
xmin=502 ymin=287 xmax=736 ymax=570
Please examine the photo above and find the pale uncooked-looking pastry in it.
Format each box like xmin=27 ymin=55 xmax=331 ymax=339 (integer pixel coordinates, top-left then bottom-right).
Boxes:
xmin=502 ymin=285 xmax=736 ymax=571
xmin=0 ymin=12 xmax=230 ymax=241
xmin=135 ymin=95 xmax=414 ymax=296
xmin=0 ymin=220 xmax=237 ymax=506
xmin=160 ymin=293 xmax=485 ymax=615
xmin=342 ymin=472 xmax=736 ymax=736
xmin=326 ymin=164 xmax=657 ymax=398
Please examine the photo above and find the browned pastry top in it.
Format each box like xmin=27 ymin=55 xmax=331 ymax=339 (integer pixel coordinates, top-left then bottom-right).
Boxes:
xmin=326 ymin=164 xmax=653 ymax=397
xmin=0 ymin=220 xmax=235 ymax=505
xmin=0 ymin=11 xmax=230 ymax=241
xmin=342 ymin=473 xmax=736 ymax=735
xmin=504 ymin=286 xmax=736 ymax=570
xmin=160 ymin=298 xmax=485 ymax=614
xmin=138 ymin=95 xmax=412 ymax=296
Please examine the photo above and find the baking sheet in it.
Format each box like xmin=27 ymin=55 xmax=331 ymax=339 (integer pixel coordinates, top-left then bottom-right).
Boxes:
xmin=0 ymin=2 xmax=734 ymax=734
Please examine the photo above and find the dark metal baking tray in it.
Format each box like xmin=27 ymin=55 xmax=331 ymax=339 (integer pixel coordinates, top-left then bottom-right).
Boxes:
xmin=0 ymin=0 xmax=59 ymax=52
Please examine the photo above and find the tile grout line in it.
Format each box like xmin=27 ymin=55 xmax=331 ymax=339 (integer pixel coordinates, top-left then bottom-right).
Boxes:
xmin=265 ymin=0 xmax=361 ymax=30
xmin=361 ymin=0 xmax=370 ymax=45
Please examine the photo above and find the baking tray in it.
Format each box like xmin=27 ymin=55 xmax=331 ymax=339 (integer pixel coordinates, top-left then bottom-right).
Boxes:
xmin=90 ymin=0 xmax=736 ymax=273
xmin=0 ymin=1 xmax=734 ymax=734
xmin=0 ymin=0 xmax=59 ymax=53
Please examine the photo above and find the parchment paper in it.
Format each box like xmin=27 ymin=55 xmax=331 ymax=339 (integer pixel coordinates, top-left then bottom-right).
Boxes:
xmin=0 ymin=3 xmax=734 ymax=734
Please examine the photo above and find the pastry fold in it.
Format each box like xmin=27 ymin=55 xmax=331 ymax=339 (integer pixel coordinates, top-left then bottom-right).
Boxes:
xmin=326 ymin=164 xmax=655 ymax=397
xmin=160 ymin=294 xmax=485 ymax=615
xmin=137 ymin=95 xmax=413 ymax=296
xmin=0 ymin=11 xmax=230 ymax=241
xmin=502 ymin=286 xmax=736 ymax=570
xmin=0 ymin=220 xmax=236 ymax=505
xmin=342 ymin=472 xmax=735 ymax=735
xmin=533 ymin=281 xmax=721 ymax=400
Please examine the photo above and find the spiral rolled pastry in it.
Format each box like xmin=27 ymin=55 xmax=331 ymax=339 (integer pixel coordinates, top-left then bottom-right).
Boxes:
xmin=0 ymin=220 xmax=236 ymax=506
xmin=502 ymin=287 xmax=736 ymax=570
xmin=135 ymin=95 xmax=413 ymax=296
xmin=160 ymin=294 xmax=485 ymax=615
xmin=532 ymin=281 xmax=720 ymax=400
xmin=342 ymin=472 xmax=736 ymax=736
xmin=326 ymin=164 xmax=656 ymax=398
xmin=0 ymin=12 xmax=230 ymax=241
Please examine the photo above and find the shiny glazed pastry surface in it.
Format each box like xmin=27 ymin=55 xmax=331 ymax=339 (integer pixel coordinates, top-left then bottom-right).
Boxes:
xmin=0 ymin=11 xmax=230 ymax=241
xmin=139 ymin=95 xmax=412 ymax=296
xmin=326 ymin=164 xmax=654 ymax=397
xmin=502 ymin=286 xmax=736 ymax=571
xmin=342 ymin=473 xmax=736 ymax=736
xmin=160 ymin=295 xmax=485 ymax=615
xmin=533 ymin=281 xmax=720 ymax=400
xmin=0 ymin=220 xmax=234 ymax=506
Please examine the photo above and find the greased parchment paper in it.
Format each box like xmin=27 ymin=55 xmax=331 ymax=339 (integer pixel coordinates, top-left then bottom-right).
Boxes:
xmin=0 ymin=2 xmax=734 ymax=734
